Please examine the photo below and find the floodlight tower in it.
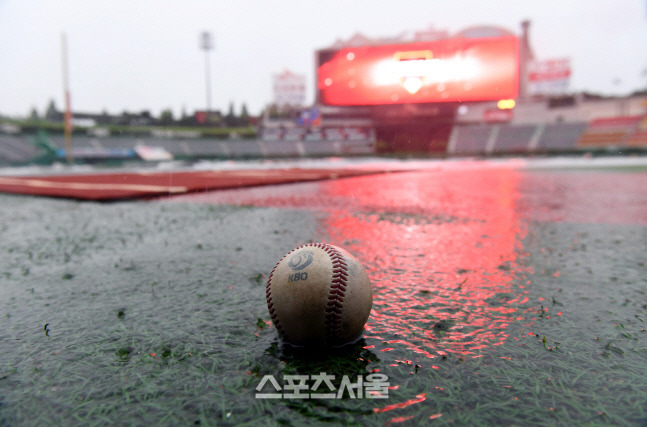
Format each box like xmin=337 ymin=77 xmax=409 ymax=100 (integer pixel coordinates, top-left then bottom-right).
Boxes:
xmin=61 ymin=32 xmax=73 ymax=163
xmin=200 ymin=31 xmax=214 ymax=113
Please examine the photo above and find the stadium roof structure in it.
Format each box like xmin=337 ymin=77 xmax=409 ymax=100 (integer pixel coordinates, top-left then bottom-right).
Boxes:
xmin=326 ymin=24 xmax=517 ymax=49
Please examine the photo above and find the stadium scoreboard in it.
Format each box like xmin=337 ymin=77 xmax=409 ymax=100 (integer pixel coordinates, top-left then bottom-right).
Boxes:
xmin=317 ymin=36 xmax=519 ymax=106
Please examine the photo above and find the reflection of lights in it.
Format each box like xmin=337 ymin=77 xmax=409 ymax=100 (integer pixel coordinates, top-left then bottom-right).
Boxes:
xmin=497 ymin=99 xmax=516 ymax=109
xmin=346 ymin=52 xmax=355 ymax=61
xmin=457 ymin=105 xmax=469 ymax=115
xmin=372 ymin=56 xmax=480 ymax=87
xmin=324 ymin=78 xmax=333 ymax=86
xmin=373 ymin=393 xmax=427 ymax=413
xmin=169 ymin=163 xmax=530 ymax=363
xmin=402 ymin=77 xmax=423 ymax=94
xmin=320 ymin=168 xmax=528 ymax=361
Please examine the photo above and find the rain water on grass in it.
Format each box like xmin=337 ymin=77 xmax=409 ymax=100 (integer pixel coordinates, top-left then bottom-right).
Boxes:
xmin=1 ymin=159 xmax=646 ymax=425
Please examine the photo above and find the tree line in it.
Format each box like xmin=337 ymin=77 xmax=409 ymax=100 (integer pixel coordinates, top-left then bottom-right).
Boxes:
xmin=27 ymin=100 xmax=254 ymax=128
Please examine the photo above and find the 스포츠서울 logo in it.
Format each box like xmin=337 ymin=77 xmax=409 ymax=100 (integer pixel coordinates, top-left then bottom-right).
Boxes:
xmin=255 ymin=373 xmax=390 ymax=399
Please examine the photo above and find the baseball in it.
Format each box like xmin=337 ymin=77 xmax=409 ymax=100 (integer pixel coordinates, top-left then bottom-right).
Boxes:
xmin=266 ymin=243 xmax=373 ymax=347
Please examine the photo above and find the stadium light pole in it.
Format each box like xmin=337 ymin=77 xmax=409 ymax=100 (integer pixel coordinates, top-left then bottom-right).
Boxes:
xmin=61 ymin=32 xmax=73 ymax=163
xmin=200 ymin=31 xmax=214 ymax=114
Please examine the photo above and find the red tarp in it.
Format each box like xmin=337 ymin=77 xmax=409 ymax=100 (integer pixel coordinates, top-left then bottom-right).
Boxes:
xmin=0 ymin=168 xmax=397 ymax=201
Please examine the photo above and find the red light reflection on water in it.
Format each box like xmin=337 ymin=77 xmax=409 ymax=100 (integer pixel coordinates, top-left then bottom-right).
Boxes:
xmin=172 ymin=166 xmax=530 ymax=360
xmin=373 ymin=392 xmax=427 ymax=414
xmin=319 ymin=169 xmax=528 ymax=359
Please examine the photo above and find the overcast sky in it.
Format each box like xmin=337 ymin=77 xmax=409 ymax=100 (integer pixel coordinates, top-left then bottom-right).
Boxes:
xmin=1 ymin=0 xmax=645 ymax=118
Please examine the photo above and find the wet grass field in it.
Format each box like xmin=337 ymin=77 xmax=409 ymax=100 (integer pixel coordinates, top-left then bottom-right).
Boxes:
xmin=1 ymin=157 xmax=646 ymax=425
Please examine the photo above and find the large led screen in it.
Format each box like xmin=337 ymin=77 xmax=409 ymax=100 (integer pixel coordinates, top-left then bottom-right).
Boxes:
xmin=317 ymin=36 xmax=519 ymax=106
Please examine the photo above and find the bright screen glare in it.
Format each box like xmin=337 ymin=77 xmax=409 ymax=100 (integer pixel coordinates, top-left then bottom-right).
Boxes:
xmin=318 ymin=36 xmax=519 ymax=105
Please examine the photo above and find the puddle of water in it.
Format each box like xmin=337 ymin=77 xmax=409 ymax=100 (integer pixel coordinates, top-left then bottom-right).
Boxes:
xmin=3 ymin=157 xmax=645 ymax=425
xmin=163 ymin=160 xmax=647 ymax=424
xmin=320 ymin=170 xmax=529 ymax=360
xmin=172 ymin=167 xmax=531 ymax=362
xmin=519 ymin=170 xmax=647 ymax=225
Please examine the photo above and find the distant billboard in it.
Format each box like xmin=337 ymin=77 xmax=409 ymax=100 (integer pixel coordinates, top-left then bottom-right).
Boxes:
xmin=483 ymin=109 xmax=513 ymax=123
xmin=273 ymin=70 xmax=306 ymax=107
xmin=317 ymin=36 xmax=519 ymax=106
xmin=527 ymin=58 xmax=571 ymax=96
xmin=195 ymin=111 xmax=221 ymax=125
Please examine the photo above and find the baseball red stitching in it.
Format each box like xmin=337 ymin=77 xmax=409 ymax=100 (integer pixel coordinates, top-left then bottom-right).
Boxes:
xmin=266 ymin=253 xmax=288 ymax=339
xmin=318 ymin=243 xmax=348 ymax=346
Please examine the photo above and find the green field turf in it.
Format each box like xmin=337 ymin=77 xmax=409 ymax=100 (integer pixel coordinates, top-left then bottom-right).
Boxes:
xmin=1 ymin=162 xmax=646 ymax=425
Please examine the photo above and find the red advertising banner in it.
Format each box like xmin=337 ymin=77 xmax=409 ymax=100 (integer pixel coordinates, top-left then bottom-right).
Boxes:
xmin=484 ymin=109 xmax=513 ymax=122
xmin=527 ymin=58 xmax=571 ymax=95
xmin=528 ymin=58 xmax=571 ymax=81
xmin=318 ymin=36 xmax=519 ymax=106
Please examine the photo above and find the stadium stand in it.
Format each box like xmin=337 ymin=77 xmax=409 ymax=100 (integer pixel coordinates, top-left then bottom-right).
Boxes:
xmin=260 ymin=140 xmax=303 ymax=157
xmin=623 ymin=115 xmax=647 ymax=148
xmin=49 ymin=135 xmax=133 ymax=151
xmin=144 ymin=139 xmax=192 ymax=157
xmin=339 ymin=139 xmax=375 ymax=155
xmin=176 ymin=139 xmax=226 ymax=157
xmin=301 ymin=140 xmax=340 ymax=156
xmin=447 ymin=124 xmax=492 ymax=155
xmin=449 ymin=121 xmax=594 ymax=155
xmin=0 ymin=135 xmax=40 ymax=164
xmin=535 ymin=122 xmax=588 ymax=152
xmin=576 ymin=116 xmax=642 ymax=148
xmin=223 ymin=140 xmax=265 ymax=158
xmin=491 ymin=124 xmax=536 ymax=153
xmin=2 ymin=115 xmax=645 ymax=165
